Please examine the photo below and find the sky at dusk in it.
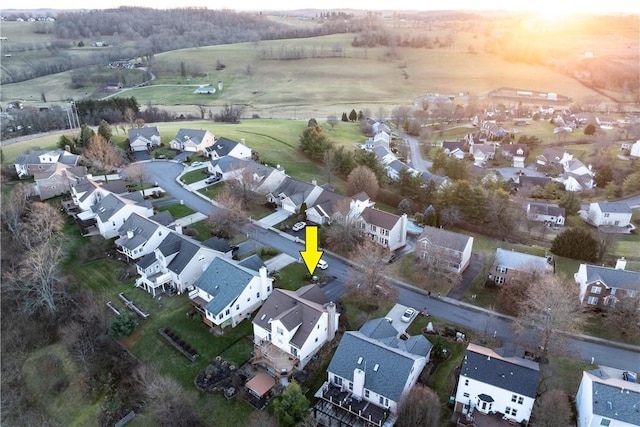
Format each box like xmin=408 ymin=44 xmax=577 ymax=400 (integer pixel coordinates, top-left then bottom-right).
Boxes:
xmin=12 ymin=0 xmax=640 ymax=13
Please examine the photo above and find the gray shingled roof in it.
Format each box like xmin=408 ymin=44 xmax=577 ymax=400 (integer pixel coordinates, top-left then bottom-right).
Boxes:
xmin=327 ymin=328 xmax=431 ymax=402
xmin=528 ymin=203 xmax=565 ymax=217
xmin=359 ymin=207 xmax=400 ymax=230
xmin=16 ymin=149 xmax=80 ymax=167
xmin=128 ymin=126 xmax=159 ymax=141
xmin=149 ymin=211 xmax=175 ymax=226
xmin=202 ymin=237 xmax=231 ymax=253
xmin=205 ymin=136 xmax=239 ymax=157
xmin=586 ymin=371 xmax=640 ymax=425
xmin=272 ymin=177 xmax=316 ymax=203
xmin=238 ymin=254 xmax=265 ymax=272
xmin=173 ymin=128 xmax=208 ymax=145
xmin=253 ymin=285 xmax=329 ymax=348
xmin=116 ymin=213 xmax=161 ymax=250
xmin=155 ymin=232 xmax=202 ymax=275
xmin=194 ymin=257 xmax=256 ymax=315
xmin=495 ymin=248 xmax=550 ymax=271
xmin=518 ymin=176 xmax=551 ymax=188
xmin=461 ymin=345 xmax=539 ymax=398
xmin=596 ymin=202 xmax=632 ymax=214
xmin=136 ymin=252 xmax=156 ymax=269
xmin=418 ymin=226 xmax=471 ymax=253
xmin=584 ymin=264 xmax=640 ymax=292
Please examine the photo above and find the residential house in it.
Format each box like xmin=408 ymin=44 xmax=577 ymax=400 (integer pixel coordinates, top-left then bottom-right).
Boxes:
xmin=586 ymin=202 xmax=632 ymax=228
xmin=305 ymin=190 xmax=352 ymax=226
xmin=115 ymin=212 xmax=175 ymax=261
xmin=68 ymin=175 xmax=127 ymax=213
xmin=621 ymin=140 xmax=640 ymax=158
xmin=501 ymin=143 xmax=527 ymax=168
xmin=556 ymin=158 xmax=595 ymax=191
xmin=252 ymin=284 xmax=339 ymax=375
xmin=373 ymin=131 xmax=390 ymax=145
xmin=442 ymin=141 xmax=466 ymax=159
xmin=77 ymin=191 xmax=153 ymax=239
xmin=128 ymin=126 xmax=161 ymax=152
xmin=267 ymin=177 xmax=323 ymax=214
xmin=469 ymin=143 xmax=495 ymax=166
xmin=536 ymin=148 xmax=569 ymax=167
xmin=373 ymin=144 xmax=396 ymax=167
xmin=416 ymin=226 xmax=474 ymax=273
xmin=14 ymin=149 xmax=80 ymax=179
xmin=596 ymin=116 xmax=617 ymax=129
xmin=576 ymin=367 xmax=640 ymax=427
xmin=517 ymin=175 xmax=552 ymax=191
xmin=355 ymin=207 xmax=408 ymax=251
xmin=207 ymin=156 xmax=252 ymax=181
xmin=135 ymin=232 xmax=223 ymax=295
xmin=574 ymin=258 xmax=640 ymax=308
xmin=526 ymin=203 xmax=565 ymax=226
xmin=372 ymin=122 xmax=391 ymax=135
xmin=188 ymin=257 xmax=273 ymax=328
xmin=489 ymin=248 xmax=554 ymax=286
xmin=32 ymin=163 xmax=87 ymax=200
xmin=479 ymin=121 xmax=506 ymax=140
xmin=454 ymin=343 xmax=540 ymax=425
xmin=314 ymin=317 xmax=433 ymax=425
xmin=204 ymin=136 xmax=252 ymax=160
xmin=169 ymin=128 xmax=216 ymax=152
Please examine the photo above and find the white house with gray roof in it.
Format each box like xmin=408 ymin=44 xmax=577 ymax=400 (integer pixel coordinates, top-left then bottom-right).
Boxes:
xmin=115 ymin=212 xmax=175 ymax=261
xmin=252 ymin=284 xmax=339 ymax=375
xmin=574 ymin=258 xmax=640 ymax=308
xmin=135 ymin=232 xmax=223 ymax=295
xmin=188 ymin=257 xmax=272 ymax=328
xmin=489 ymin=248 xmax=554 ymax=286
xmin=267 ymin=177 xmax=323 ymax=214
xmin=576 ymin=367 xmax=640 ymax=427
xmin=169 ymin=128 xmax=216 ymax=152
xmin=355 ymin=207 xmax=408 ymax=251
xmin=315 ymin=317 xmax=432 ymax=425
xmin=417 ymin=226 xmax=474 ymax=273
xmin=78 ymin=192 xmax=153 ymax=239
xmin=527 ymin=202 xmax=565 ymax=226
xmin=14 ymin=149 xmax=80 ymax=179
xmin=454 ymin=343 xmax=540 ymax=425
xmin=586 ymin=202 xmax=633 ymax=228
xmin=128 ymin=126 xmax=160 ymax=152
xmin=204 ymin=136 xmax=252 ymax=160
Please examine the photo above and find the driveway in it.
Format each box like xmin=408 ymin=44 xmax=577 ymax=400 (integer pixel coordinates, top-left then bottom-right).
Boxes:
xmin=447 ymin=253 xmax=485 ymax=300
xmin=264 ymin=253 xmax=297 ymax=273
xmin=259 ymin=209 xmax=292 ymax=227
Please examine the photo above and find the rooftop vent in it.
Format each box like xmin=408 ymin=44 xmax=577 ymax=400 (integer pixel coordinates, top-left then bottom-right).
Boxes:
xmin=373 ymin=364 xmax=379 ymax=372
xmin=260 ymin=314 xmax=266 ymax=321
xmin=357 ymin=357 xmax=363 ymax=365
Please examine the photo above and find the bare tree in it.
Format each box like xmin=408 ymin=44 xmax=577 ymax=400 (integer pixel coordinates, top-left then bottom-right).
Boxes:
xmin=124 ymin=107 xmax=136 ymax=126
xmin=392 ymin=105 xmax=412 ymax=129
xmin=1 ymin=182 xmax=32 ymax=238
xmin=439 ymin=205 xmax=462 ymax=228
xmin=208 ymin=186 xmax=247 ymax=239
xmin=606 ymin=295 xmax=640 ymax=337
xmin=595 ymin=230 xmax=619 ymax=262
xmin=18 ymin=201 xmax=65 ymax=251
xmin=122 ymin=162 xmax=149 ymax=190
xmin=348 ymin=240 xmax=397 ymax=300
xmin=229 ymin=166 xmax=263 ymax=210
xmin=346 ymin=165 xmax=379 ymax=198
xmin=83 ymin=134 xmax=125 ymax=176
xmin=396 ymin=384 xmax=441 ymax=427
xmin=327 ymin=114 xmax=338 ymax=130
xmin=325 ymin=221 xmax=363 ymax=256
xmin=412 ymin=250 xmax=462 ymax=294
xmin=512 ymin=275 xmax=584 ymax=358
xmin=531 ymin=389 xmax=572 ymax=427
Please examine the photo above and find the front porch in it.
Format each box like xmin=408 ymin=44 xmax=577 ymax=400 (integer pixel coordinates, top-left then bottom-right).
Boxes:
xmin=313 ymin=382 xmax=395 ymax=427
xmin=251 ymin=339 xmax=298 ymax=378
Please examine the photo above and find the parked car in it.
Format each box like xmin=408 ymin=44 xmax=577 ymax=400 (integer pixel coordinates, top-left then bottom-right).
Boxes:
xmin=191 ymin=161 xmax=203 ymax=167
xmin=205 ymin=175 xmax=220 ymax=184
xmin=317 ymin=259 xmax=328 ymax=270
xmin=292 ymin=221 xmax=306 ymax=231
xmin=401 ymin=308 xmax=416 ymax=323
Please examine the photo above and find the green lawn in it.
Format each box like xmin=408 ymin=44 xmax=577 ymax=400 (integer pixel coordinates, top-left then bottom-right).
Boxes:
xmin=157 ymin=202 xmax=196 ymax=218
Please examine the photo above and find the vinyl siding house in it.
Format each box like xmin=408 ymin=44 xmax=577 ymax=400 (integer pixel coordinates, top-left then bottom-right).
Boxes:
xmin=128 ymin=126 xmax=161 ymax=152
xmin=32 ymin=163 xmax=86 ymax=201
xmin=69 ymin=176 xmax=127 ymax=213
xmin=135 ymin=232 xmax=223 ymax=295
xmin=314 ymin=318 xmax=433 ymax=426
xmin=355 ymin=207 xmax=408 ymax=251
xmin=14 ymin=149 xmax=80 ymax=179
xmin=454 ymin=344 xmax=540 ymax=425
xmin=526 ymin=203 xmax=565 ymax=226
xmin=574 ymin=258 xmax=640 ymax=308
xmin=169 ymin=128 xmax=216 ymax=152
xmin=78 ymin=192 xmax=154 ymax=239
xmin=115 ymin=212 xmax=175 ymax=261
xmin=188 ymin=257 xmax=273 ymax=328
xmin=489 ymin=248 xmax=554 ymax=286
xmin=252 ymin=285 xmax=339 ymax=376
xmin=204 ymin=136 xmax=252 ymax=160
xmin=267 ymin=177 xmax=323 ymax=214
xmin=576 ymin=368 xmax=640 ymax=427
xmin=416 ymin=226 xmax=474 ymax=274
xmin=586 ymin=202 xmax=633 ymax=228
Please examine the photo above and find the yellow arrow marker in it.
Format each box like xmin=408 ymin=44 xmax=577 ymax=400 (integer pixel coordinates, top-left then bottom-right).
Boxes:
xmin=300 ymin=226 xmax=323 ymax=275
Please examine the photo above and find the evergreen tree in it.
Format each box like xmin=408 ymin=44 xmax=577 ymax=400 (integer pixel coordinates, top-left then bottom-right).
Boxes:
xmin=97 ymin=119 xmax=113 ymax=142
xmin=108 ymin=312 xmax=138 ymax=338
xmin=272 ymin=381 xmax=309 ymax=427
xmin=349 ymin=109 xmax=358 ymax=122
xmin=559 ymin=191 xmax=581 ymax=216
xmin=551 ymin=228 xmax=598 ymax=262
xmin=341 ymin=112 xmax=349 ymax=122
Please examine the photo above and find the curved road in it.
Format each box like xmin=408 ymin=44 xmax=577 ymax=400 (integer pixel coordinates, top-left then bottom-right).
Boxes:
xmin=143 ymin=160 xmax=640 ymax=371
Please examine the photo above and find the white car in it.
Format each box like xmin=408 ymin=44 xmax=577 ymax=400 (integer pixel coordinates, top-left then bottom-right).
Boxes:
xmin=292 ymin=222 xmax=306 ymax=232
xmin=401 ymin=308 xmax=416 ymax=323
xmin=317 ymin=259 xmax=328 ymax=270
xmin=191 ymin=161 xmax=203 ymax=167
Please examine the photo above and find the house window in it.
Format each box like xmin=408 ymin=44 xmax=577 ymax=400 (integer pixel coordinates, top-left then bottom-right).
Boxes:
xmin=505 ymin=407 xmax=512 ymax=415
xmin=600 ymin=419 xmax=611 ymax=426
xmin=365 ymin=390 xmax=370 ymax=398
xmin=379 ymin=396 xmax=388 ymax=406
xmin=591 ymin=286 xmax=602 ymax=294
xmin=604 ymin=213 xmax=610 ymax=217
xmin=464 ymin=379 xmax=469 ymax=386
xmin=587 ymin=296 xmax=600 ymax=305
xmin=511 ymin=395 xmax=517 ymax=403
xmin=267 ymin=286 xmax=271 ymax=292
xmin=334 ymin=376 xmax=342 ymax=386
xmin=257 ymin=292 xmax=260 ymax=299
xmin=290 ymin=346 xmax=298 ymax=356
xmin=277 ymin=327 xmax=284 ymax=336
xmin=218 ymin=313 xmax=223 ymax=319
xmin=225 ymin=309 xmax=230 ymax=315
xmin=497 ymin=266 xmax=507 ymax=273
xmin=517 ymin=396 xmax=524 ymax=405
xmin=348 ymin=382 xmax=353 ymax=391
xmin=370 ymin=225 xmax=377 ymax=232
xmin=463 ymin=392 xmax=469 ymax=398
xmin=494 ymin=276 xmax=505 ymax=285
xmin=512 ymin=409 xmax=517 ymax=417
xmin=235 ymin=304 xmax=239 ymax=310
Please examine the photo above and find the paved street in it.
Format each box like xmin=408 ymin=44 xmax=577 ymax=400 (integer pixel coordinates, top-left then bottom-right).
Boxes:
xmin=142 ymin=160 xmax=640 ymax=372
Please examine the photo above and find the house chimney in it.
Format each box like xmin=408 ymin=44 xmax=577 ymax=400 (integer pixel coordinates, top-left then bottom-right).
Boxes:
xmin=326 ymin=301 xmax=337 ymax=340
xmin=127 ymin=230 xmax=134 ymax=239
xmin=240 ymin=138 xmax=245 ymax=145
xmin=615 ymin=257 xmax=627 ymax=271
xmin=312 ymin=179 xmax=317 ymax=186
xmin=352 ymin=367 xmax=365 ymax=399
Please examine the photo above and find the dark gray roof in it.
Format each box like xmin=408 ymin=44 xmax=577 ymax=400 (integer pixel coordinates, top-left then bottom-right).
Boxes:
xmin=204 ymin=136 xmax=239 ymax=157
xmin=194 ymin=257 xmax=256 ymax=315
xmin=461 ymin=345 xmax=539 ymax=398
xmin=420 ymin=170 xmax=446 ymax=186
xmin=311 ymin=190 xmax=351 ymax=218
xmin=528 ymin=203 xmax=565 ymax=217
xmin=149 ymin=210 xmax=175 ymax=226
xmin=272 ymin=177 xmax=316 ymax=204
xmin=128 ymin=126 xmax=159 ymax=141
xmin=327 ymin=326 xmax=432 ymax=402
xmin=418 ymin=226 xmax=472 ymax=253
xmin=116 ymin=213 xmax=162 ymax=250
xmin=583 ymin=264 xmax=640 ymax=292
xmin=173 ymin=128 xmax=208 ymax=145
xmin=373 ymin=145 xmax=392 ymax=159
xmin=518 ymin=176 xmax=551 ymax=188
xmin=156 ymin=232 xmax=205 ymax=275
xmin=359 ymin=207 xmax=400 ymax=230
xmin=101 ymin=180 xmax=129 ymax=195
xmin=253 ymin=285 xmax=329 ymax=348
xmin=585 ymin=371 xmax=640 ymax=425
xmin=359 ymin=318 xmax=398 ymax=340
xmin=442 ymin=141 xmax=464 ymax=152
xmin=495 ymin=248 xmax=550 ymax=271
xmin=238 ymin=254 xmax=265 ymax=272
xmin=136 ymin=252 xmax=157 ymax=269
xmin=596 ymin=202 xmax=632 ymax=214
xmin=202 ymin=237 xmax=232 ymax=253
xmin=388 ymin=159 xmax=408 ymax=173
xmin=15 ymin=149 xmax=80 ymax=167
xmin=210 ymin=156 xmax=249 ymax=172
